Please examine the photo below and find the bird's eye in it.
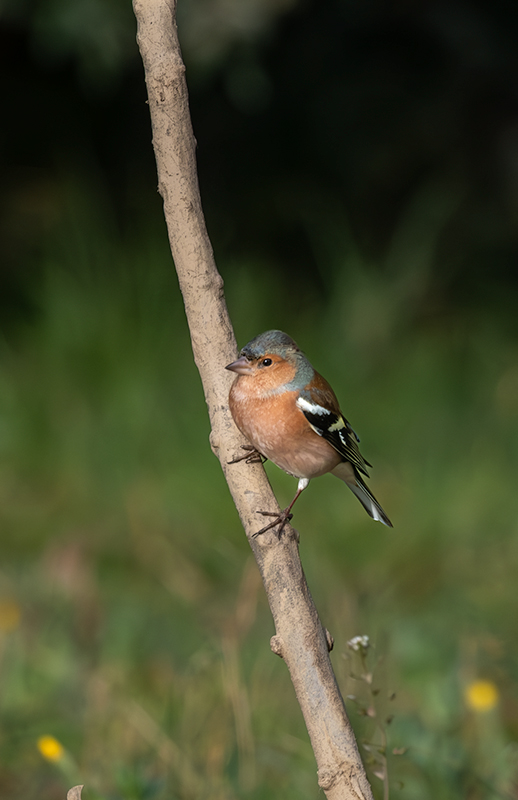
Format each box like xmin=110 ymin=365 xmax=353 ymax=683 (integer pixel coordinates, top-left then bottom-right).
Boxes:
xmin=261 ymin=358 xmax=273 ymax=367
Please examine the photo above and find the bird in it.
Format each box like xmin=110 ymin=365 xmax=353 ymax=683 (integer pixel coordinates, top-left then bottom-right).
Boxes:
xmin=226 ymin=330 xmax=392 ymax=536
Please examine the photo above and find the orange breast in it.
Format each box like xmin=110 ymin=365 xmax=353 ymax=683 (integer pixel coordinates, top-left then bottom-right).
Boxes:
xmin=229 ymin=382 xmax=341 ymax=479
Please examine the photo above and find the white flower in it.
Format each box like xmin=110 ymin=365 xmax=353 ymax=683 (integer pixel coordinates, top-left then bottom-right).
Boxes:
xmin=347 ymin=635 xmax=370 ymax=652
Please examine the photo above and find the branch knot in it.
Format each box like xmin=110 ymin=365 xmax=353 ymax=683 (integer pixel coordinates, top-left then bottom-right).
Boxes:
xmin=270 ymin=635 xmax=284 ymax=658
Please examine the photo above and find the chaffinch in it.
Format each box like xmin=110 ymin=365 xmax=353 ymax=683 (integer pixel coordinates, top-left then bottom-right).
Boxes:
xmin=226 ymin=330 xmax=392 ymax=535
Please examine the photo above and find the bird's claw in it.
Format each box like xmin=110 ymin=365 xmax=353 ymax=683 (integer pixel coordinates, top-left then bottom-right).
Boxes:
xmin=252 ymin=509 xmax=293 ymax=538
xmin=228 ymin=445 xmax=267 ymax=465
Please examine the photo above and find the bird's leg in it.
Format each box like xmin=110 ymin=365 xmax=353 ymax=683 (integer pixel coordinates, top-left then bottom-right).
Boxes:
xmin=228 ymin=444 xmax=267 ymax=464
xmin=253 ymin=478 xmax=309 ymax=538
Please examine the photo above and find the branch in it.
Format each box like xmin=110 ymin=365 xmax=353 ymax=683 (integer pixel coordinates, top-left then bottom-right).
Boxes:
xmin=132 ymin=2 xmax=374 ymax=797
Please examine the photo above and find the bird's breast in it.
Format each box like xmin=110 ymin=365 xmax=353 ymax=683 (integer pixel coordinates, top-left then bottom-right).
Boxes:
xmin=229 ymin=381 xmax=340 ymax=479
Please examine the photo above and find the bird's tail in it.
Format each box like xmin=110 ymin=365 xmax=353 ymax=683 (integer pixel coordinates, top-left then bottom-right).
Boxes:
xmin=332 ymin=462 xmax=393 ymax=528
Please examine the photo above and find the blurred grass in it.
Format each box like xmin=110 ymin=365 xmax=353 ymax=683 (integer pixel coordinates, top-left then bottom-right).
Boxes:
xmin=1 ymin=181 xmax=518 ymax=800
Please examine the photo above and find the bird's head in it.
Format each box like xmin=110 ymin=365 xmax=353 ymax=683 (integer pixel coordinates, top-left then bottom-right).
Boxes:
xmin=226 ymin=330 xmax=308 ymax=391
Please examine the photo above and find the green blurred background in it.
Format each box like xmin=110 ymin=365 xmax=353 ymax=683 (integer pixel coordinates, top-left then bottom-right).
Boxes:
xmin=1 ymin=0 xmax=518 ymax=797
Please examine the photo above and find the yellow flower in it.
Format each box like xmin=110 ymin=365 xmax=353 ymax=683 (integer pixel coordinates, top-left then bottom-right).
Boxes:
xmin=0 ymin=599 xmax=21 ymax=632
xmin=465 ymin=680 xmax=499 ymax=712
xmin=37 ymin=735 xmax=65 ymax=762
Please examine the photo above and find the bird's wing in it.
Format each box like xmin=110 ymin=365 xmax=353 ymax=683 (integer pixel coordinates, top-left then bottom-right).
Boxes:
xmin=296 ymin=379 xmax=371 ymax=477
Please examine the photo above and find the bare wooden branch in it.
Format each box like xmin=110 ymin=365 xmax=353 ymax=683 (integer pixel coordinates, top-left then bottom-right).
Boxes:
xmin=132 ymin=1 xmax=374 ymax=797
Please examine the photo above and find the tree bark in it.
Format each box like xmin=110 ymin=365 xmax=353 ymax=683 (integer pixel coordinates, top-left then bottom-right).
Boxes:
xmin=132 ymin=2 xmax=374 ymax=797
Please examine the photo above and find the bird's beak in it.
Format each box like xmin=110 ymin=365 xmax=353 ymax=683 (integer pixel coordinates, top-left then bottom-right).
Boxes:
xmin=225 ymin=355 xmax=253 ymax=375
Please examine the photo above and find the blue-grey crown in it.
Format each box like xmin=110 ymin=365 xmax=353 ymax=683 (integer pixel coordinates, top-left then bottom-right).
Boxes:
xmin=240 ymin=330 xmax=300 ymax=360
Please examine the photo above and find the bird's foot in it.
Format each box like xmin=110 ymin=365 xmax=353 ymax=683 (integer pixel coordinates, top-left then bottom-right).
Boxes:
xmin=253 ymin=508 xmax=294 ymax=538
xmin=228 ymin=445 xmax=267 ymax=465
